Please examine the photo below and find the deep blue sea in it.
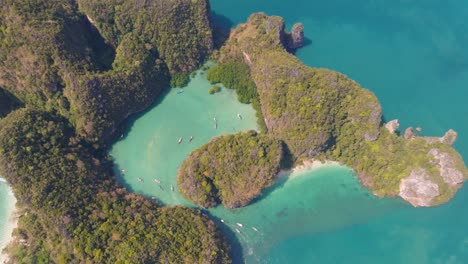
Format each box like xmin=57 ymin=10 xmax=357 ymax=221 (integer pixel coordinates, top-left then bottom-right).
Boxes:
xmin=209 ymin=1 xmax=468 ymax=263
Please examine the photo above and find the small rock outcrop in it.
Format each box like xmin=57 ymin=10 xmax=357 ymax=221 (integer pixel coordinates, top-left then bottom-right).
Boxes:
xmin=286 ymin=23 xmax=304 ymax=51
xmin=424 ymin=129 xmax=458 ymax=145
xmin=441 ymin=129 xmax=458 ymax=145
xmin=404 ymin=127 xmax=416 ymax=139
xmin=399 ymin=168 xmax=440 ymax=207
xmin=429 ymin=149 xmax=465 ymax=186
xmin=385 ymin=119 xmax=399 ymax=134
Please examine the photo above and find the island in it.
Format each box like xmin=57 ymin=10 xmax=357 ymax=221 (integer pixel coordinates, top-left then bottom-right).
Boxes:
xmin=0 ymin=0 xmax=467 ymax=263
xmin=178 ymin=13 xmax=467 ymax=208
xmin=178 ymin=131 xmax=284 ymax=209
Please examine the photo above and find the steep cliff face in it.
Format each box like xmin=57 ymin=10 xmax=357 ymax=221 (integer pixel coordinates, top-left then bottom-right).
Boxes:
xmin=0 ymin=0 xmax=212 ymax=142
xmin=214 ymin=13 xmax=468 ymax=207
xmin=76 ymin=0 xmax=213 ymax=74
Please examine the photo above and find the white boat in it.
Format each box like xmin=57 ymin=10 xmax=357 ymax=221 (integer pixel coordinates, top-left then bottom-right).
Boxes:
xmin=235 ymin=228 xmax=241 ymax=234
xmin=252 ymin=227 xmax=258 ymax=232
xmin=214 ymin=123 xmax=217 ymax=129
xmin=236 ymin=223 xmax=243 ymax=227
xmin=121 ymin=169 xmax=128 ymax=173
xmin=171 ymin=184 xmax=174 ymax=192
xmin=189 ymin=136 xmax=193 ymax=142
xmin=237 ymin=113 xmax=242 ymax=120
xmin=137 ymin=177 xmax=143 ymax=182
xmin=153 ymin=179 xmax=161 ymax=184
xmin=220 ymin=219 xmax=225 ymax=223
xmin=213 ymin=117 xmax=217 ymax=122
xmin=178 ymin=137 xmax=183 ymax=144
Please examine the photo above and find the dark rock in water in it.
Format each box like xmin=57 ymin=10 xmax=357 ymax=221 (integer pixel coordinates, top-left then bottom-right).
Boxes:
xmin=290 ymin=23 xmax=304 ymax=49
xmin=284 ymin=23 xmax=304 ymax=52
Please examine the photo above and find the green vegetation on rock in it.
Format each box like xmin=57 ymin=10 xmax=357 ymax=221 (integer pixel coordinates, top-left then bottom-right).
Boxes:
xmin=178 ymin=131 xmax=284 ymax=208
xmin=76 ymin=0 xmax=213 ymax=74
xmin=209 ymin=85 xmax=221 ymax=94
xmin=190 ymin=12 xmax=468 ymax=207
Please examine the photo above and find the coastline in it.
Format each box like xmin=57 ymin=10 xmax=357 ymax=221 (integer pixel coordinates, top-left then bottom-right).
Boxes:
xmin=277 ymin=159 xmax=341 ymax=179
xmin=0 ymin=180 xmax=18 ymax=264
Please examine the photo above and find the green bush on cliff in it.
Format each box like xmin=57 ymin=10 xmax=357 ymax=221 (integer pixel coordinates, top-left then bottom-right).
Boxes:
xmin=0 ymin=109 xmax=231 ymax=263
xmin=170 ymin=72 xmax=190 ymax=88
xmin=76 ymin=0 xmax=213 ymax=74
xmin=209 ymin=85 xmax=221 ymax=94
xmin=178 ymin=131 xmax=284 ymax=208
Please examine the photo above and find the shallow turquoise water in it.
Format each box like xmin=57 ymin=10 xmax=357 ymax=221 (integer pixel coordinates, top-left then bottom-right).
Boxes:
xmin=0 ymin=178 xmax=16 ymax=255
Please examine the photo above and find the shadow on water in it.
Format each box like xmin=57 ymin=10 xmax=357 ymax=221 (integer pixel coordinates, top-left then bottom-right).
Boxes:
xmin=107 ymin=87 xmax=172 ymax=200
xmin=110 ymin=86 xmax=171 ymax=144
xmin=249 ymin=176 xmax=289 ymax=207
xmin=204 ymin=212 xmax=245 ymax=264
xmin=301 ymin=36 xmax=313 ymax=49
xmin=210 ymin=11 xmax=235 ymax=49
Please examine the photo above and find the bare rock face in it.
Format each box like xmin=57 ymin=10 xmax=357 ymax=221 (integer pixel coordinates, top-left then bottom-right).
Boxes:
xmin=424 ymin=129 xmax=458 ymax=145
xmin=429 ymin=148 xmax=465 ymax=186
xmin=404 ymin=127 xmax=416 ymax=140
xmin=441 ymin=129 xmax=458 ymax=145
xmin=399 ymin=168 xmax=440 ymax=207
xmin=385 ymin=119 xmax=399 ymax=134
xmin=284 ymin=23 xmax=304 ymax=51
xmin=290 ymin=23 xmax=304 ymax=49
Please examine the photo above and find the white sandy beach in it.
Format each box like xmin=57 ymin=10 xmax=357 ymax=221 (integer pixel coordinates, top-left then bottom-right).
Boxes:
xmin=277 ymin=159 xmax=340 ymax=179
xmin=0 ymin=180 xmax=17 ymax=264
